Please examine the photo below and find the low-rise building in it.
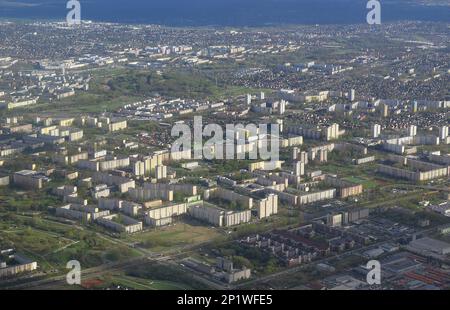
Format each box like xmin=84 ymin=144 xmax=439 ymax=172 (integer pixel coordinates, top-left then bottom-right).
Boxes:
xmin=13 ymin=170 xmax=49 ymax=190
xmin=96 ymin=214 xmax=143 ymax=234
xmin=0 ymin=252 xmax=37 ymax=278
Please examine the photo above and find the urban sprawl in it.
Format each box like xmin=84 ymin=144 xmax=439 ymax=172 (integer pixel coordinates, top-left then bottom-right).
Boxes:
xmin=0 ymin=19 xmax=449 ymax=290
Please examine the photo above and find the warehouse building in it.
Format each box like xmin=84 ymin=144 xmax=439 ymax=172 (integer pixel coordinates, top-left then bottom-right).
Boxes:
xmin=407 ymin=237 xmax=450 ymax=256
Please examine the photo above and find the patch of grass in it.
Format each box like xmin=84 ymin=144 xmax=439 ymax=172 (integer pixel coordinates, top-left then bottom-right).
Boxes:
xmin=125 ymin=261 xmax=210 ymax=290
xmin=108 ymin=274 xmax=191 ymax=290
xmin=343 ymin=176 xmax=378 ymax=190
xmin=126 ymin=222 xmax=221 ymax=252
xmin=0 ymin=216 xmax=140 ymax=272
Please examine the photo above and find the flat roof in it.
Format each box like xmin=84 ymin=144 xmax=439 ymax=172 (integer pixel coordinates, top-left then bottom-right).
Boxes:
xmin=409 ymin=237 xmax=450 ymax=254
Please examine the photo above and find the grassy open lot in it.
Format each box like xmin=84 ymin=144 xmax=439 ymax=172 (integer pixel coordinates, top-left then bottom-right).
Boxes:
xmin=17 ymin=67 xmax=267 ymax=116
xmin=51 ymin=272 xmax=195 ymax=290
xmin=97 ymin=274 xmax=192 ymax=290
xmin=123 ymin=261 xmax=210 ymax=290
xmin=28 ymin=93 xmax=142 ymax=115
xmin=0 ymin=215 xmax=141 ymax=273
xmin=0 ymin=227 xmax=74 ymax=271
xmin=313 ymin=161 xmax=387 ymax=190
xmin=125 ymin=221 xmax=222 ymax=252
xmin=343 ymin=176 xmax=379 ymax=190
xmin=0 ymin=187 xmax=60 ymax=213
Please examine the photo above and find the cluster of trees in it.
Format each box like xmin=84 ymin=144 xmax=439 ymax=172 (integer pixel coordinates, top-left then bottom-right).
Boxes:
xmin=216 ymin=243 xmax=280 ymax=274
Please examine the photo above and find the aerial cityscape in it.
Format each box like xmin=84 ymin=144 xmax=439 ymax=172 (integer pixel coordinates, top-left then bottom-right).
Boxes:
xmin=0 ymin=0 xmax=449 ymax=296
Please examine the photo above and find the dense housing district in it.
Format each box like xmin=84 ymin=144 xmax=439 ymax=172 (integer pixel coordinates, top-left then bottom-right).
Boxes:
xmin=0 ymin=19 xmax=449 ymax=290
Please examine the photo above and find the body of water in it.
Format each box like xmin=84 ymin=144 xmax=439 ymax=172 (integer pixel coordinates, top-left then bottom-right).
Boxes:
xmin=0 ymin=0 xmax=449 ymax=26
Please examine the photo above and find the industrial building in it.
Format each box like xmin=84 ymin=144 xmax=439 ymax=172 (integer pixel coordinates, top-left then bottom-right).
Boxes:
xmin=407 ymin=237 xmax=450 ymax=256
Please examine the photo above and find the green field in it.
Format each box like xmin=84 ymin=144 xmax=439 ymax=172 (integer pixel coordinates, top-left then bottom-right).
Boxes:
xmin=0 ymin=227 xmax=74 ymax=271
xmin=104 ymin=274 xmax=192 ymax=290
xmin=126 ymin=222 xmax=222 ymax=252
xmin=343 ymin=176 xmax=379 ymax=189
xmin=0 ymin=215 xmax=141 ymax=273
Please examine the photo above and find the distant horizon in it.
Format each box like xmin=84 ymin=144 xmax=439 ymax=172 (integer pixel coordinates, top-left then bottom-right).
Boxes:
xmin=0 ymin=0 xmax=449 ymax=26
